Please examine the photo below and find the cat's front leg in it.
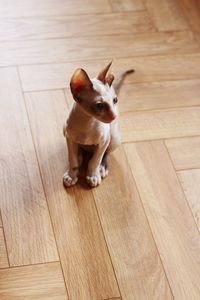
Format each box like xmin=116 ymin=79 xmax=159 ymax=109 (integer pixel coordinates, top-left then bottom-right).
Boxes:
xmin=63 ymin=138 xmax=79 ymax=187
xmin=99 ymin=152 xmax=109 ymax=179
xmin=86 ymin=140 xmax=109 ymax=187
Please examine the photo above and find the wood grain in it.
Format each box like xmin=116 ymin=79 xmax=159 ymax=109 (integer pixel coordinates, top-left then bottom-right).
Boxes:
xmin=165 ymin=136 xmax=200 ymax=170
xmin=120 ymin=107 xmax=200 ymax=142
xmin=92 ymin=147 xmax=172 ymax=300
xmin=102 ymin=298 xmax=121 ymax=300
xmin=103 ymin=298 xmax=121 ymax=300
xmin=144 ymin=0 xmax=188 ymax=31
xmin=1 ymin=31 xmax=198 ymax=66
xmin=25 ymin=90 xmax=120 ymax=300
xmin=0 ymin=68 xmax=58 ymax=266
xmin=109 ymin=0 xmax=145 ymax=12
xmin=0 ymin=211 xmax=2 ymax=227
xmin=1 ymin=0 xmax=200 ymax=298
xmin=65 ymin=78 xmax=200 ymax=114
xmin=0 ymin=262 xmax=68 ymax=300
xmin=0 ymin=12 xmax=155 ymax=42
xmin=176 ymin=0 xmax=200 ymax=44
xmin=1 ymin=0 xmax=111 ymax=18
xmin=178 ymin=169 xmax=200 ymax=231
xmin=19 ymin=53 xmax=200 ymax=92
xmin=124 ymin=141 xmax=200 ymax=300
xmin=118 ymin=79 xmax=200 ymax=112
xmin=0 ymin=229 xmax=9 ymax=268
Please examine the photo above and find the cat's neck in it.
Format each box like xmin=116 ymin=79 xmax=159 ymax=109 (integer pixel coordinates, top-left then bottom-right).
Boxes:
xmin=71 ymin=102 xmax=96 ymax=124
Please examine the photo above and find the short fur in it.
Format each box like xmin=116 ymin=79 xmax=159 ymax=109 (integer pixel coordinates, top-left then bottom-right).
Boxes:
xmin=63 ymin=62 xmax=134 ymax=187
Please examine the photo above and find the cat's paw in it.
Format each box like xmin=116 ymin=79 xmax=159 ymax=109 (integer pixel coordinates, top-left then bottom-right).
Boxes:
xmin=99 ymin=165 xmax=109 ymax=179
xmin=63 ymin=172 xmax=78 ymax=187
xmin=86 ymin=173 xmax=101 ymax=187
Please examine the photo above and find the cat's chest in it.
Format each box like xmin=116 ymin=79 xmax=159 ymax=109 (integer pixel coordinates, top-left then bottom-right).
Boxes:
xmin=66 ymin=121 xmax=110 ymax=145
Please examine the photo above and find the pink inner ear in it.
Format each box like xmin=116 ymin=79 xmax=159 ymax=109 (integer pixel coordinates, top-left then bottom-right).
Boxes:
xmin=105 ymin=74 xmax=114 ymax=86
xmin=72 ymin=79 xmax=85 ymax=91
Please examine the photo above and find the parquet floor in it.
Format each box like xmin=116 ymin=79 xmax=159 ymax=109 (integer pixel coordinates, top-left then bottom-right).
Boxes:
xmin=0 ymin=1 xmax=200 ymax=299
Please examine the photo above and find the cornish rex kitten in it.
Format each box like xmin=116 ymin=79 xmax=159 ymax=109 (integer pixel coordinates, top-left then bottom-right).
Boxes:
xmin=63 ymin=62 xmax=134 ymax=187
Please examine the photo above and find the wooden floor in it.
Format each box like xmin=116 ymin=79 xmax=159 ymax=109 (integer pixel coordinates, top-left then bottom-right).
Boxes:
xmin=0 ymin=0 xmax=200 ymax=299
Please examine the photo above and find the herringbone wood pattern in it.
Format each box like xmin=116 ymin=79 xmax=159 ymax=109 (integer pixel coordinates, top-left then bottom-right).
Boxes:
xmin=0 ymin=1 xmax=200 ymax=299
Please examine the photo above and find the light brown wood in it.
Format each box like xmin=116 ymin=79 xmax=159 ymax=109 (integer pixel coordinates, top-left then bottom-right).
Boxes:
xmin=0 ymin=12 xmax=155 ymax=42
xmin=25 ymin=90 xmax=120 ymax=300
xmin=124 ymin=141 xmax=200 ymax=300
xmin=1 ymin=31 xmax=198 ymax=67
xmin=118 ymin=79 xmax=200 ymax=112
xmin=0 ymin=68 xmax=58 ymax=266
xmin=1 ymin=0 xmax=111 ymax=18
xmin=19 ymin=53 xmax=200 ymax=92
xmin=1 ymin=0 xmax=200 ymax=298
xmin=176 ymin=0 xmax=200 ymax=44
xmin=120 ymin=107 xmax=200 ymax=142
xmin=0 ymin=229 xmax=9 ymax=268
xmin=178 ymin=169 xmax=200 ymax=231
xmin=109 ymin=0 xmax=145 ymax=12
xmin=92 ymin=147 xmax=172 ymax=300
xmin=0 ymin=211 xmax=2 ymax=227
xmin=0 ymin=262 xmax=68 ymax=300
xmin=165 ymin=136 xmax=200 ymax=170
xmin=103 ymin=298 xmax=121 ymax=300
xmin=65 ymin=78 xmax=200 ymax=114
xmin=144 ymin=0 xmax=188 ymax=31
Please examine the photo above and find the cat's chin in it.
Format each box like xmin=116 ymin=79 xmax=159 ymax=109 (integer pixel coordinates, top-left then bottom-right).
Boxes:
xmin=100 ymin=119 xmax=116 ymax=124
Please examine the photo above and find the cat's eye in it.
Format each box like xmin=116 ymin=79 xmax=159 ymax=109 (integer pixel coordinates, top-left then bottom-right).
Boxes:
xmin=95 ymin=102 xmax=104 ymax=111
xmin=113 ymin=97 xmax=118 ymax=104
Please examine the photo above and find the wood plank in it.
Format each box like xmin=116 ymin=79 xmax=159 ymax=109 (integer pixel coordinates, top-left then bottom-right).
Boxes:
xmin=19 ymin=53 xmax=200 ymax=92
xmin=65 ymin=79 xmax=200 ymax=114
xmin=25 ymin=90 xmax=120 ymax=300
xmin=165 ymin=137 xmax=200 ymax=170
xmin=92 ymin=147 xmax=172 ymax=300
xmin=124 ymin=141 xmax=200 ymax=300
xmin=0 ymin=229 xmax=9 ymax=268
xmin=0 ymin=12 xmax=155 ymax=42
xmin=120 ymin=107 xmax=200 ymax=142
xmin=103 ymin=298 xmax=121 ymax=300
xmin=1 ymin=31 xmax=198 ymax=67
xmin=0 ymin=210 xmax=2 ymax=227
xmin=0 ymin=262 xmax=68 ymax=300
xmin=0 ymin=0 xmax=111 ymax=18
xmin=176 ymin=0 xmax=200 ymax=44
xmin=178 ymin=169 xmax=200 ymax=231
xmin=0 ymin=68 xmax=58 ymax=266
xmin=109 ymin=0 xmax=145 ymax=12
xmin=118 ymin=79 xmax=200 ymax=112
xmin=144 ymin=0 xmax=188 ymax=31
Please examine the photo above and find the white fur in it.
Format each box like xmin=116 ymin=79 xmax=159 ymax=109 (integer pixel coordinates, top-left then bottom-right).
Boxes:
xmin=63 ymin=78 xmax=121 ymax=187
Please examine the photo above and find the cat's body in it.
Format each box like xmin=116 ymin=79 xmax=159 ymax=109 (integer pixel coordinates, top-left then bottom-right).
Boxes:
xmin=63 ymin=63 xmax=134 ymax=187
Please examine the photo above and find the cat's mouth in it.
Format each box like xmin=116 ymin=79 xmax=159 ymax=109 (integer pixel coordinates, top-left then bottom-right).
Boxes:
xmin=101 ymin=115 xmax=116 ymax=123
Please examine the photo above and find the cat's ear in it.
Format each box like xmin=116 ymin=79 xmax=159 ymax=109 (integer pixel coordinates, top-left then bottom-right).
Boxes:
xmin=97 ymin=61 xmax=112 ymax=83
xmin=70 ymin=68 xmax=94 ymax=101
xmin=105 ymin=73 xmax=114 ymax=86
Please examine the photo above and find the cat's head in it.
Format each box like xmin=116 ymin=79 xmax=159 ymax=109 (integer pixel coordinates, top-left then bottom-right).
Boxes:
xmin=70 ymin=62 xmax=118 ymax=123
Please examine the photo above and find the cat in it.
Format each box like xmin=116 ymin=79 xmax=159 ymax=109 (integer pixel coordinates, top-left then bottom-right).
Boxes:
xmin=63 ymin=62 xmax=134 ymax=187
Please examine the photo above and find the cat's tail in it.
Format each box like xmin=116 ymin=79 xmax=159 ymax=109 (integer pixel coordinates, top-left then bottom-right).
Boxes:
xmin=114 ymin=69 xmax=135 ymax=94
